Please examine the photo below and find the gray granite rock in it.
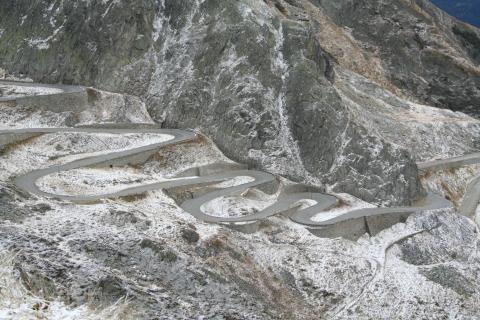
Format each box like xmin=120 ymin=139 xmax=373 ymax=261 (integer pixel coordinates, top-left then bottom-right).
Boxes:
xmin=1 ymin=0 xmax=477 ymax=205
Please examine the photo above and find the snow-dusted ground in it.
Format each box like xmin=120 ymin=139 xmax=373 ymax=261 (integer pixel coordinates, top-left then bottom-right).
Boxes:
xmin=0 ymin=132 xmax=173 ymax=181
xmin=311 ymin=193 xmax=375 ymax=222
xmin=0 ymin=83 xmax=63 ymax=98
xmin=420 ymin=164 xmax=480 ymax=208
xmin=0 ymin=83 xmax=154 ymax=128
xmin=201 ymin=186 xmax=276 ymax=218
xmin=0 ymin=252 xmax=134 ymax=320
xmin=0 ymin=87 xmax=479 ymax=318
xmin=337 ymin=69 xmax=480 ymax=161
xmin=0 ymin=104 xmax=74 ymax=129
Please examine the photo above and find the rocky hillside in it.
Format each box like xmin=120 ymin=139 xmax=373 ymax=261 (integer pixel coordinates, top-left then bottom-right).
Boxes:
xmin=0 ymin=1 xmax=480 ymax=319
xmin=0 ymin=0 xmax=478 ymax=207
xmin=0 ymin=88 xmax=478 ymax=318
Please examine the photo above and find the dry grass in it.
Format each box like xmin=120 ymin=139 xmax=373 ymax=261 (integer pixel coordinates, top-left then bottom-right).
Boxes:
xmin=0 ymin=134 xmax=42 ymax=156
xmin=0 ymin=252 xmax=137 ymax=319
xmin=118 ymin=192 xmax=148 ymax=202
xmin=263 ymin=0 xmax=289 ymax=17
xmin=146 ymin=134 xmax=208 ymax=164
xmin=302 ymin=1 xmax=403 ymax=96
xmin=440 ymin=180 xmax=461 ymax=204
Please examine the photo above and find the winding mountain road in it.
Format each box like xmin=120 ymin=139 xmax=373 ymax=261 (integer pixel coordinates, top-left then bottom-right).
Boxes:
xmin=418 ymin=155 xmax=480 ymax=218
xmin=0 ymin=80 xmax=84 ymax=102
xmin=1 ymin=80 xmax=478 ymax=236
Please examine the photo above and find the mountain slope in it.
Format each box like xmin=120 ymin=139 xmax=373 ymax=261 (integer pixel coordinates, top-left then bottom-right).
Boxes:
xmin=0 ymin=1 xmax=480 ymax=318
xmin=0 ymin=0 xmax=478 ymax=206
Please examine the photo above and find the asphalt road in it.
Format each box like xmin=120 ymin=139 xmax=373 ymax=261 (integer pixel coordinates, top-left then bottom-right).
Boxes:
xmin=2 ymin=80 xmax=478 ymax=232
xmin=4 ymin=125 xmax=457 ymax=228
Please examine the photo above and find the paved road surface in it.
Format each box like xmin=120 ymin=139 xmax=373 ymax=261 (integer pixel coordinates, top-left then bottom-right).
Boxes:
xmin=2 ymin=80 xmax=478 ymax=234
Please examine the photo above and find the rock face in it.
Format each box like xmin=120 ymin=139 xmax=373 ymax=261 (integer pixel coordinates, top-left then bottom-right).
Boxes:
xmin=0 ymin=0 xmax=478 ymax=206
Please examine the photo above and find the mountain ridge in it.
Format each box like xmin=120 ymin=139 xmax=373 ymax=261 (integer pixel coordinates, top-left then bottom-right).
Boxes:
xmin=431 ymin=0 xmax=480 ymax=27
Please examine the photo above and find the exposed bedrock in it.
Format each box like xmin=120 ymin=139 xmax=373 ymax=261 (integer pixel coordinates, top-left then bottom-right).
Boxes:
xmin=0 ymin=0 xmax=479 ymax=205
xmin=312 ymin=0 xmax=480 ymax=115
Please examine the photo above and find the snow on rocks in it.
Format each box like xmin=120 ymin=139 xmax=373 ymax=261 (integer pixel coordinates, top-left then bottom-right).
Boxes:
xmin=0 ymin=85 xmax=479 ymax=318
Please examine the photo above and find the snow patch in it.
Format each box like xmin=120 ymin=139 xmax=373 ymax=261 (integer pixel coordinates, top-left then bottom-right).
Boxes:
xmin=0 ymin=132 xmax=172 ymax=181
xmin=27 ymin=24 xmax=64 ymax=50
xmin=0 ymin=84 xmax=63 ymax=98
xmin=312 ymin=193 xmax=375 ymax=222
xmin=0 ymin=252 xmax=134 ymax=320
xmin=201 ymin=188 xmax=277 ymax=218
